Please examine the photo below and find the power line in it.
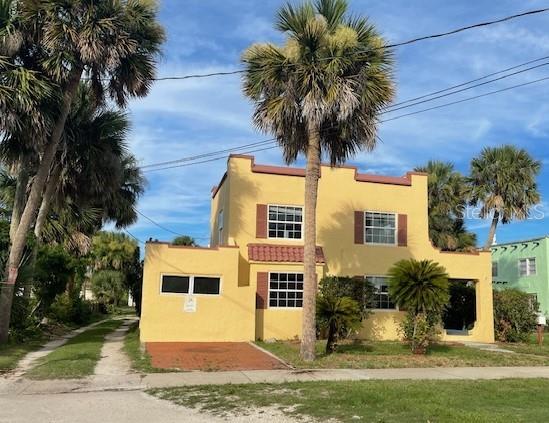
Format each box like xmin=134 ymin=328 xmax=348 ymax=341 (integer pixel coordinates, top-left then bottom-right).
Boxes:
xmin=383 ymin=60 xmax=549 ymax=114
xmin=386 ymin=55 xmax=549 ymax=108
xmin=381 ymin=75 xmax=549 ymax=123
xmin=140 ymin=138 xmax=275 ymax=169
xmin=141 ymin=55 xmax=549 ymax=170
xmin=135 ymin=210 xmax=211 ymax=239
xmin=149 ymin=8 xmax=549 ymax=82
xmin=143 ymin=74 xmax=549 ymax=173
xmin=143 ymin=144 xmax=278 ymax=173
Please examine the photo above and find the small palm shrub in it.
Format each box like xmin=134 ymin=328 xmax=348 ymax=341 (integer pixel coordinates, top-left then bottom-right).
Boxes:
xmin=493 ymin=289 xmax=538 ymax=342
xmin=316 ymin=293 xmax=361 ymax=354
xmin=317 ymin=277 xmax=369 ymax=354
xmin=388 ymin=259 xmax=449 ymax=354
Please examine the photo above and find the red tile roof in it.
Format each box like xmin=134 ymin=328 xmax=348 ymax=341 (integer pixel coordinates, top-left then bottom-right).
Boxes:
xmin=248 ymin=244 xmax=325 ymax=263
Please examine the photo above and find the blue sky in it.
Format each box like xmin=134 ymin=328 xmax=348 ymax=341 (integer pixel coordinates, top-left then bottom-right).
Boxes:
xmin=125 ymin=0 xmax=549 ymax=247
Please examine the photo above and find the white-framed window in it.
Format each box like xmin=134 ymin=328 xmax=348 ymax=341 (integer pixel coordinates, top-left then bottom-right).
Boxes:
xmin=161 ymin=274 xmax=221 ymax=295
xmin=268 ymin=272 xmax=303 ymax=308
xmin=364 ymin=211 xmax=397 ymax=245
xmin=519 ymin=258 xmax=537 ymax=277
xmin=366 ymin=276 xmax=396 ymax=310
xmin=268 ymin=205 xmax=303 ymax=239
xmin=492 ymin=261 xmax=498 ymax=277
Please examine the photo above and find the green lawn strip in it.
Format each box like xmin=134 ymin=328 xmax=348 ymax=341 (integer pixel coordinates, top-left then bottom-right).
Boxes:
xmin=0 ymin=338 xmax=45 ymax=375
xmin=123 ymin=323 xmax=162 ymax=373
xmin=499 ymin=334 xmax=549 ymax=357
xmin=257 ymin=339 xmax=549 ymax=369
xmin=150 ymin=378 xmax=549 ymax=422
xmin=25 ymin=319 xmax=123 ymax=379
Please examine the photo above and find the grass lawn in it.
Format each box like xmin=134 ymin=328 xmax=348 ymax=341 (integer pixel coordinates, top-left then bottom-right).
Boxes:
xmin=257 ymin=338 xmax=549 ymax=369
xmin=0 ymin=338 xmax=45 ymax=375
xmin=499 ymin=333 xmax=549 ymax=356
xmin=25 ymin=319 xmax=123 ymax=379
xmin=123 ymin=323 xmax=166 ymax=373
xmin=150 ymin=378 xmax=549 ymax=422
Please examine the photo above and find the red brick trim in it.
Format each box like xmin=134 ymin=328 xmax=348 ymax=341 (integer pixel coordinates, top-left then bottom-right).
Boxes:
xmin=354 ymin=211 xmax=364 ymax=244
xmin=248 ymin=244 xmax=325 ymax=263
xmin=256 ymin=272 xmax=268 ymax=309
xmin=227 ymin=155 xmax=419 ymax=187
xmin=398 ymin=214 xmax=408 ymax=247
xmin=211 ymin=172 xmax=227 ymax=198
xmin=256 ymin=204 xmax=268 ymax=239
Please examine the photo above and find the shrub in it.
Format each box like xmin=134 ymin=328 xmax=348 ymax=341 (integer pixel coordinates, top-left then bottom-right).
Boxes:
xmin=493 ymin=289 xmax=537 ymax=343
xmin=48 ymin=293 xmax=92 ymax=325
xmin=399 ymin=312 xmax=442 ymax=354
xmin=388 ymin=259 xmax=449 ymax=354
xmin=317 ymin=292 xmax=361 ymax=354
xmin=318 ymin=276 xmax=375 ymax=320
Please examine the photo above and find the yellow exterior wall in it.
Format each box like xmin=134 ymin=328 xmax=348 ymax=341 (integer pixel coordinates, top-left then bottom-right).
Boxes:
xmin=140 ymin=243 xmax=255 ymax=342
xmin=250 ymin=262 xmax=326 ymax=340
xmin=140 ymin=155 xmax=494 ymax=344
xmin=222 ymin=156 xmax=494 ymax=343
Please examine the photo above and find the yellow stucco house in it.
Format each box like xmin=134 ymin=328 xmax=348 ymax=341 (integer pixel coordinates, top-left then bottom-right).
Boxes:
xmin=140 ymin=154 xmax=495 ymax=344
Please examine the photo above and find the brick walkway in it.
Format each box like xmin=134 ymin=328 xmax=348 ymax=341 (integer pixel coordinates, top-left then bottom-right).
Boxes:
xmin=145 ymin=342 xmax=288 ymax=371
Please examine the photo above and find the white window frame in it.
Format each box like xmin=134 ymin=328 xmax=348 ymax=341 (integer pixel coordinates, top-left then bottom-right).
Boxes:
xmin=267 ymin=271 xmax=304 ymax=309
xmin=366 ymin=275 xmax=398 ymax=311
xmin=519 ymin=258 xmax=537 ymax=277
xmin=160 ymin=273 xmax=222 ymax=297
xmin=364 ymin=211 xmax=398 ymax=246
xmin=267 ymin=204 xmax=304 ymax=241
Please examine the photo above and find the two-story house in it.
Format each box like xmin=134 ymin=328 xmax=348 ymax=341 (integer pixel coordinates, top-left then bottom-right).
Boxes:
xmin=140 ymin=155 xmax=495 ymax=346
xmin=491 ymin=236 xmax=549 ymax=316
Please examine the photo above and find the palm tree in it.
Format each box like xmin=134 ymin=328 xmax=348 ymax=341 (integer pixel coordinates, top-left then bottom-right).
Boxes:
xmin=468 ymin=145 xmax=541 ymax=249
xmin=388 ymin=259 xmax=449 ymax=316
xmin=388 ymin=259 xmax=449 ymax=353
xmin=316 ymin=293 xmax=361 ymax=354
xmin=414 ymin=161 xmax=476 ymax=251
xmin=0 ymin=0 xmax=164 ymax=343
xmin=242 ymin=0 xmax=394 ymax=361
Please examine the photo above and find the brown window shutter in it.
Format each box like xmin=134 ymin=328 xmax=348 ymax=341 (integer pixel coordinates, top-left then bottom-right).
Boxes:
xmin=256 ymin=272 xmax=268 ymax=309
xmin=398 ymin=214 xmax=408 ymax=247
xmin=354 ymin=211 xmax=364 ymax=244
xmin=256 ymin=204 xmax=267 ymax=239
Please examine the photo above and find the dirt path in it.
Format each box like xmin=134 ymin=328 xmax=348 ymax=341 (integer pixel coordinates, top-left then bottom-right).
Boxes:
xmin=93 ymin=318 xmax=136 ymax=377
xmin=9 ymin=318 xmax=112 ymax=379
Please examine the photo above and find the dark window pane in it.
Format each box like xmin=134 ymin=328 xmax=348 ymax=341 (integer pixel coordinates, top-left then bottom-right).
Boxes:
xmin=269 ymin=299 xmax=277 ymax=307
xmin=161 ymin=275 xmax=190 ymax=294
xmin=296 ymin=300 xmax=303 ymax=307
xmin=193 ymin=277 xmax=220 ymax=295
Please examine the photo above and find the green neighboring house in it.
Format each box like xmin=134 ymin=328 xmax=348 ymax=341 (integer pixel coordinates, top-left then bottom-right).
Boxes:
xmin=491 ymin=236 xmax=549 ymax=315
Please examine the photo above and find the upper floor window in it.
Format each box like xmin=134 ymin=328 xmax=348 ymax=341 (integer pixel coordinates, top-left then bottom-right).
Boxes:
xmin=492 ymin=261 xmax=498 ymax=277
xmin=161 ymin=274 xmax=221 ymax=295
xmin=268 ymin=205 xmax=303 ymax=239
xmin=365 ymin=212 xmax=396 ymax=245
xmin=519 ymin=258 xmax=536 ymax=277
xmin=268 ymin=272 xmax=303 ymax=308
xmin=366 ymin=276 xmax=396 ymax=310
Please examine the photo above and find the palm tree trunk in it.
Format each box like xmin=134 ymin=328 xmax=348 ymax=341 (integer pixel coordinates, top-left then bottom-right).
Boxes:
xmin=0 ymin=66 xmax=82 ymax=344
xmin=484 ymin=211 xmax=500 ymax=249
xmin=10 ymin=160 xmax=30 ymax=242
xmin=300 ymin=121 xmax=321 ymax=362
xmin=34 ymin=165 xmax=60 ymax=240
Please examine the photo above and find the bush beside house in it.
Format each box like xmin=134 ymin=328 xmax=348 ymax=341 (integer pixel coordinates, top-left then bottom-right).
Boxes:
xmin=493 ymin=289 xmax=538 ymax=343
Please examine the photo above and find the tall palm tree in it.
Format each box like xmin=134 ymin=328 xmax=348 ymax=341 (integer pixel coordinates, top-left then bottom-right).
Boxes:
xmin=415 ymin=161 xmax=476 ymax=251
xmin=242 ymin=0 xmax=394 ymax=361
xmin=468 ymin=145 xmax=541 ymax=249
xmin=0 ymin=0 xmax=164 ymax=343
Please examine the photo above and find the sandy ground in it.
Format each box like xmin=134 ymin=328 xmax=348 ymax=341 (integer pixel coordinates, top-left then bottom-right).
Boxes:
xmin=0 ymin=390 xmax=300 ymax=423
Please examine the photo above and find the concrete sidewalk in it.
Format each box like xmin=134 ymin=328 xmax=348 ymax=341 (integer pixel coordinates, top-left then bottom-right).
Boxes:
xmin=3 ymin=366 xmax=549 ymax=396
